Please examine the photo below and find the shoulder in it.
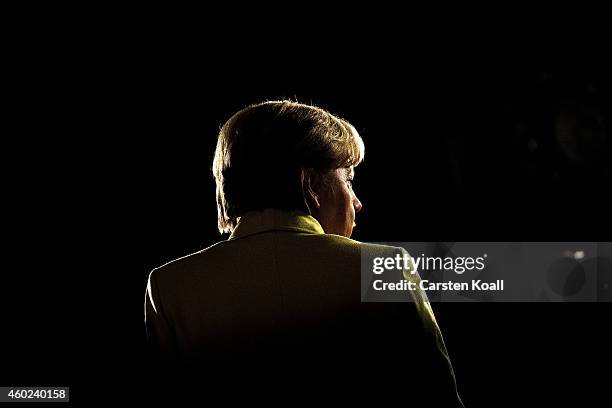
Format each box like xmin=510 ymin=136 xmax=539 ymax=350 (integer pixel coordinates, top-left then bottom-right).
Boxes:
xmin=308 ymin=233 xmax=408 ymax=260
xmin=147 ymin=240 xmax=230 ymax=287
xmin=323 ymin=234 xmax=405 ymax=253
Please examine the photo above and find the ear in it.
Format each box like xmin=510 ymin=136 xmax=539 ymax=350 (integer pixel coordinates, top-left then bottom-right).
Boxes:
xmin=301 ymin=168 xmax=321 ymax=212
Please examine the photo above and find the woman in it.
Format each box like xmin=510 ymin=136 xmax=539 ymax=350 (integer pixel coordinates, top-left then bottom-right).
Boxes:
xmin=145 ymin=100 xmax=463 ymax=406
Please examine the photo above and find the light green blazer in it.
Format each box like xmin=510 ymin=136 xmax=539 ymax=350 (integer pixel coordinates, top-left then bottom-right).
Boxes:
xmin=145 ymin=208 xmax=463 ymax=406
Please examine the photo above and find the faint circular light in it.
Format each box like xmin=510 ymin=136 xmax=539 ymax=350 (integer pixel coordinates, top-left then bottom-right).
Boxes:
xmin=546 ymin=258 xmax=586 ymax=297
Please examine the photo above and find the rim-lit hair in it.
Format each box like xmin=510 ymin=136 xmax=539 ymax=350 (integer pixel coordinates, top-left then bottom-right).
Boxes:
xmin=213 ymin=100 xmax=364 ymax=234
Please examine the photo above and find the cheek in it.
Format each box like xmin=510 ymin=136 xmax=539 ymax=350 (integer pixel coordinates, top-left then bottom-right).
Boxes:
xmin=338 ymin=189 xmax=354 ymax=217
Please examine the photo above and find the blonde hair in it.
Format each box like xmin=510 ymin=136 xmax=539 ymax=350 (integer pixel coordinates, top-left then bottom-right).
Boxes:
xmin=213 ymin=100 xmax=364 ymax=234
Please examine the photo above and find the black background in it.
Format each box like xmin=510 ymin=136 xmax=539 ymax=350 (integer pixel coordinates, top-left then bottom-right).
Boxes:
xmin=1 ymin=16 xmax=611 ymax=407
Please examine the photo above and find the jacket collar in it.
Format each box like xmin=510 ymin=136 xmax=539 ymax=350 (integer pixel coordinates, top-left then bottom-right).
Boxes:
xmin=228 ymin=208 xmax=325 ymax=240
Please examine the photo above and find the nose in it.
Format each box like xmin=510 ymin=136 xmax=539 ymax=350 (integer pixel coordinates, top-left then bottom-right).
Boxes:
xmin=354 ymin=195 xmax=363 ymax=213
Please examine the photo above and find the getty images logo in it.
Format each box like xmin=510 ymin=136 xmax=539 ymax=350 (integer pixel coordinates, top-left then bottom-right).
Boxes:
xmin=372 ymin=253 xmax=488 ymax=275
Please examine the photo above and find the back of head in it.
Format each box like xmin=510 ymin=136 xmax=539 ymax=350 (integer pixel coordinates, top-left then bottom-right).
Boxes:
xmin=213 ymin=100 xmax=364 ymax=233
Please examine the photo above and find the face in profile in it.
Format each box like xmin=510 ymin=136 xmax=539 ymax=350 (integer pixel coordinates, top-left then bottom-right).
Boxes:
xmin=311 ymin=166 xmax=363 ymax=238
